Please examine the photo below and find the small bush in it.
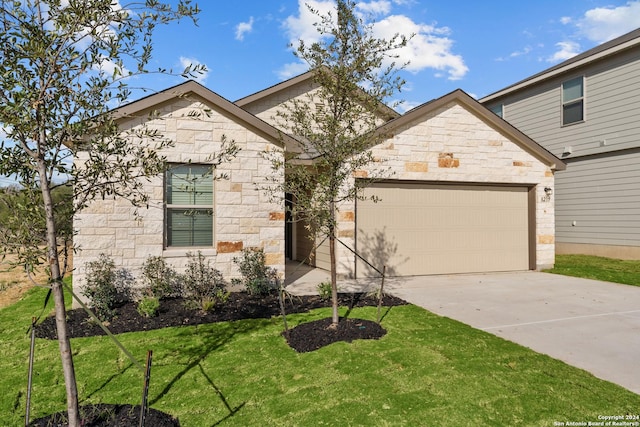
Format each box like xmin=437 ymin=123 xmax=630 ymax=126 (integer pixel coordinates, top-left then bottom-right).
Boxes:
xmin=317 ymin=281 xmax=332 ymax=300
xmin=137 ymin=295 xmax=160 ymax=318
xmin=196 ymin=289 xmax=231 ymax=312
xmin=82 ymin=253 xmax=133 ymax=321
xmin=232 ymin=248 xmax=278 ymax=295
xmin=141 ymin=256 xmax=180 ymax=299
xmin=182 ymin=251 xmax=227 ymax=311
xmin=113 ymin=267 xmax=135 ymax=302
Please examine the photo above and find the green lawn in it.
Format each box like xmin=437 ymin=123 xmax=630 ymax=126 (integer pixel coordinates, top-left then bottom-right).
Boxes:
xmin=1 ymin=284 xmax=639 ymax=426
xmin=545 ymin=254 xmax=640 ymax=286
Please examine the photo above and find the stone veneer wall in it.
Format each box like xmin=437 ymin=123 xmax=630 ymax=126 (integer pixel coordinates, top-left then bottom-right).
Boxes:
xmin=73 ymin=96 xmax=284 ymax=306
xmin=333 ymin=102 xmax=557 ymax=277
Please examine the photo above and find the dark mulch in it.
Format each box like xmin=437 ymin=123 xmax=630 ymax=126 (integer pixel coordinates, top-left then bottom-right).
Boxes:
xmin=29 ymin=403 xmax=179 ymax=427
xmin=35 ymin=292 xmax=407 ymax=340
xmin=32 ymin=291 xmax=407 ymax=426
xmin=284 ymin=317 xmax=387 ymax=353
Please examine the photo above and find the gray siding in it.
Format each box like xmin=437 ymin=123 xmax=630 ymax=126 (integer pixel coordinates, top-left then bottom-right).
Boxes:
xmin=483 ymin=45 xmax=640 ymax=251
xmin=556 ymin=150 xmax=640 ymax=247
xmin=486 ymin=47 xmax=640 ymax=159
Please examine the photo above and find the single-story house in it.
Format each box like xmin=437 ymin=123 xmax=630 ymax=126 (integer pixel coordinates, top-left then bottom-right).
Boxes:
xmin=73 ymin=73 xmax=564 ymax=301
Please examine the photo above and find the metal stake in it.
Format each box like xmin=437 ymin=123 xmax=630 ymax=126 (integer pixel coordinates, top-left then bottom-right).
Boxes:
xmin=139 ymin=350 xmax=153 ymax=427
xmin=25 ymin=317 xmax=37 ymax=427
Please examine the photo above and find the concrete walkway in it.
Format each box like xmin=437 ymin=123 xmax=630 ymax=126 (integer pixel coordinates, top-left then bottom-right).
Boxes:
xmin=285 ymin=265 xmax=640 ymax=395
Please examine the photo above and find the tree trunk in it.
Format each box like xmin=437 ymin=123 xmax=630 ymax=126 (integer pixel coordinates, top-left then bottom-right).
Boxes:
xmin=37 ymin=160 xmax=80 ymax=427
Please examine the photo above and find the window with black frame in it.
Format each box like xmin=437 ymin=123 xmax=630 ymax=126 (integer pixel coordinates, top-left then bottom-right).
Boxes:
xmin=165 ymin=164 xmax=214 ymax=247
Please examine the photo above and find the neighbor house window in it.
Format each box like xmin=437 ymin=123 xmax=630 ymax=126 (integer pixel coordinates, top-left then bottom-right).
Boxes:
xmin=562 ymin=76 xmax=584 ymax=125
xmin=165 ymin=164 xmax=213 ymax=247
xmin=489 ymin=103 xmax=504 ymax=118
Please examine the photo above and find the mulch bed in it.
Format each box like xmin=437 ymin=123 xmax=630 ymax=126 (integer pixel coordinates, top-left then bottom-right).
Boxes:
xmin=29 ymin=404 xmax=179 ymax=427
xmin=284 ymin=317 xmax=387 ymax=353
xmin=35 ymin=292 xmax=407 ymax=340
xmin=32 ymin=291 xmax=407 ymax=426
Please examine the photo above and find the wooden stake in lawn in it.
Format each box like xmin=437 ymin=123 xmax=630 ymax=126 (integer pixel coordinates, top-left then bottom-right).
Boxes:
xmin=377 ymin=266 xmax=386 ymax=324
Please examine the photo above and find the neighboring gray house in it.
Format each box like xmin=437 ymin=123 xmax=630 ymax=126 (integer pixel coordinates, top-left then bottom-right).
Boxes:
xmin=481 ymin=28 xmax=640 ymax=260
xmin=73 ymin=73 xmax=564 ymax=302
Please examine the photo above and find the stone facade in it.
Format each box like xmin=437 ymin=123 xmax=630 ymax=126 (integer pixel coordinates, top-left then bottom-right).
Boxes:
xmin=73 ymin=94 xmax=284 ymax=305
xmin=333 ymin=100 xmax=557 ymax=276
xmin=74 ymin=79 xmax=562 ymax=305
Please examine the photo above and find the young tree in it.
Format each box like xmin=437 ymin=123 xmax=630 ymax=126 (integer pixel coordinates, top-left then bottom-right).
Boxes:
xmin=0 ymin=1 xmax=209 ymax=425
xmin=273 ymin=0 xmax=408 ymax=326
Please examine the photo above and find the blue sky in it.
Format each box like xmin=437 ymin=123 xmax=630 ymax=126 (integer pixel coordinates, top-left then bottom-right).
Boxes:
xmin=1 ymin=0 xmax=639 ymax=187
xmin=144 ymin=0 xmax=640 ymax=110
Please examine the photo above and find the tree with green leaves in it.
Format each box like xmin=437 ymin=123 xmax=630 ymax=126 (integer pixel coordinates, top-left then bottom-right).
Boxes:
xmin=0 ymin=1 xmax=207 ymax=425
xmin=271 ymin=0 xmax=408 ymax=327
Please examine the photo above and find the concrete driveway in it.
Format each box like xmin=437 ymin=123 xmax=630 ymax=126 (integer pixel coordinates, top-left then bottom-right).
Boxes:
xmin=388 ymin=271 xmax=640 ymax=395
xmin=286 ymin=266 xmax=640 ymax=394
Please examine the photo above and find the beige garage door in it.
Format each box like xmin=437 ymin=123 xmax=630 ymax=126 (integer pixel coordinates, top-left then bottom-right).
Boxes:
xmin=356 ymin=182 xmax=531 ymax=277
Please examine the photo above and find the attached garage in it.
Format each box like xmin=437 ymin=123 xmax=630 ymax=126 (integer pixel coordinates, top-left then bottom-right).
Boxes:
xmin=293 ymin=89 xmax=564 ymax=279
xmin=356 ymin=182 xmax=534 ymax=277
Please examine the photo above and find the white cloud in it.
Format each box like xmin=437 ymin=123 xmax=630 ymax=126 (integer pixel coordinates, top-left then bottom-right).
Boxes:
xmin=372 ymin=15 xmax=468 ymax=80
xmin=394 ymin=99 xmax=421 ymax=114
xmin=93 ymin=54 xmax=130 ymax=79
xmin=544 ymin=1 xmax=640 ymax=66
xmin=356 ymin=1 xmax=392 ymax=16
xmin=281 ymin=0 xmax=468 ymax=81
xmin=235 ymin=17 xmax=254 ymax=41
xmin=496 ymin=47 xmax=528 ymax=61
xmin=179 ymin=56 xmax=209 ymax=84
xmin=575 ymin=1 xmax=640 ymax=43
xmin=560 ymin=16 xmax=572 ymax=25
xmin=277 ymin=61 xmax=310 ymax=80
xmin=546 ymin=41 xmax=581 ymax=63
xmin=510 ymin=46 xmax=532 ymax=58
xmin=283 ymin=0 xmax=336 ymax=47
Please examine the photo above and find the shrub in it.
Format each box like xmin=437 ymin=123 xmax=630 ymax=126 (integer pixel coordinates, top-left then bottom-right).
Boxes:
xmin=182 ymin=251 xmax=227 ymax=311
xmin=136 ymin=295 xmax=160 ymax=318
xmin=140 ymin=256 xmax=180 ymax=299
xmin=317 ymin=281 xmax=332 ymax=300
xmin=113 ymin=267 xmax=135 ymax=302
xmin=232 ymin=248 xmax=278 ymax=295
xmin=82 ymin=253 xmax=133 ymax=321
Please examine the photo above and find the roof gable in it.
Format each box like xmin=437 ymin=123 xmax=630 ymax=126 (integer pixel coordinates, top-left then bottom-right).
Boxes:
xmin=112 ymin=80 xmax=298 ymax=149
xmin=376 ymin=89 xmax=566 ymax=171
xmin=481 ymin=27 xmax=640 ymax=102
xmin=235 ymin=67 xmax=400 ymax=122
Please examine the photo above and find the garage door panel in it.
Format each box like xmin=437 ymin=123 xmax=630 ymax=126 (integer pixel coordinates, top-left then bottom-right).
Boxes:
xmin=356 ymin=183 xmax=530 ymax=277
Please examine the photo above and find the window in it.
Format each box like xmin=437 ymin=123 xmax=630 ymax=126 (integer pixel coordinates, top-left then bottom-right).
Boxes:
xmin=489 ymin=103 xmax=503 ymax=118
xmin=165 ymin=164 xmax=213 ymax=247
xmin=562 ymin=76 xmax=584 ymax=125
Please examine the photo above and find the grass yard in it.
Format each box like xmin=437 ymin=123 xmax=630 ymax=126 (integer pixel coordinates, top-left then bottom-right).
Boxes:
xmin=545 ymin=254 xmax=640 ymax=287
xmin=1 ymin=284 xmax=639 ymax=426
